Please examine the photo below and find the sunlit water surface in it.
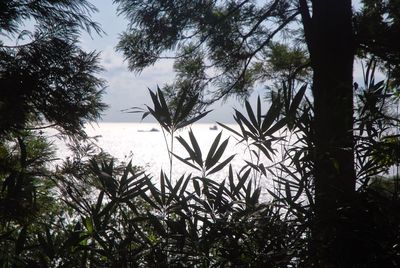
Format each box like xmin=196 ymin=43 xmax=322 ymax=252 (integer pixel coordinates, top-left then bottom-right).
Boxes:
xmin=48 ymin=123 xmax=278 ymax=189
xmin=46 ymin=122 xmax=399 ymax=200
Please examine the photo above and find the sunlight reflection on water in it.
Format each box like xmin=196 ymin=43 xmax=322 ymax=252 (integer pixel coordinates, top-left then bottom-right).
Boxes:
xmin=49 ymin=123 xmax=272 ymax=180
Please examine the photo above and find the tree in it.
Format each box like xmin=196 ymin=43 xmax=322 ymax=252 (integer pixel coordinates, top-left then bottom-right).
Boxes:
xmin=115 ymin=0 xmax=399 ymax=266
xmin=0 ymin=1 xmax=107 ymax=265
xmin=0 ymin=0 xmax=107 ymax=137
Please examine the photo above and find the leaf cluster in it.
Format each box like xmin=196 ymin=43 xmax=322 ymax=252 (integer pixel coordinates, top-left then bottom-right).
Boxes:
xmin=127 ymin=87 xmax=211 ymax=134
xmin=0 ymin=0 xmax=107 ymax=137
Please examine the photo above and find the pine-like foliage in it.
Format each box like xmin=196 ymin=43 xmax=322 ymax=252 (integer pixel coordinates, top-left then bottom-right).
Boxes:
xmin=0 ymin=0 xmax=107 ymax=136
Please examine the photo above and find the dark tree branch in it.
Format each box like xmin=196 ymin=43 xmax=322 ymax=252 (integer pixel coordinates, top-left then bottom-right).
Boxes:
xmin=241 ymin=0 xmax=281 ymax=41
xmin=249 ymin=11 xmax=300 ymax=58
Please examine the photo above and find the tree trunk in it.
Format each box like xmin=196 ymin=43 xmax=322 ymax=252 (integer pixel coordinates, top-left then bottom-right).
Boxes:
xmin=307 ymin=0 xmax=357 ymax=266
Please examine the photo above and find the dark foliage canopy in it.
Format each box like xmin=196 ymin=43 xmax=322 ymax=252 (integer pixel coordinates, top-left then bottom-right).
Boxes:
xmin=0 ymin=3 xmax=107 ymax=265
xmin=0 ymin=0 xmax=107 ymax=136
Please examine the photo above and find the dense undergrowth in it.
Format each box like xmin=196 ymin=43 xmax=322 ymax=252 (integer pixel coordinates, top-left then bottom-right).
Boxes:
xmin=1 ymin=79 xmax=400 ymax=267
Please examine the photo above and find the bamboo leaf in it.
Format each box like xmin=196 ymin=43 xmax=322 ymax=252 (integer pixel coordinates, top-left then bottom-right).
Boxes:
xmin=207 ymin=137 xmax=230 ymax=170
xmin=156 ymin=87 xmax=172 ymax=125
xmin=234 ymin=168 xmax=251 ymax=196
xmin=289 ymin=84 xmax=307 ymax=117
xmin=205 ymin=131 xmax=222 ymax=169
xmin=217 ymin=122 xmax=242 ymax=138
xmin=234 ymin=114 xmax=249 ymax=141
xmin=173 ymin=90 xmax=189 ymax=123
xmin=285 ymin=181 xmax=292 ymax=203
xmin=244 ymin=160 xmax=260 ymax=172
xmin=207 ymin=154 xmax=235 ymax=176
xmin=250 ymin=187 xmax=261 ymax=206
xmin=119 ymin=160 xmax=132 ymax=193
xmin=235 ymin=109 xmax=258 ymax=134
xmin=176 ymin=110 xmax=212 ymax=129
xmin=228 ymin=164 xmax=235 ymax=195
xmin=167 ymin=174 xmax=185 ymax=204
xmin=94 ymin=190 xmax=104 ymax=216
xmin=160 ymin=170 xmax=166 ymax=204
xmin=261 ymin=101 xmax=282 ymax=133
xmin=188 ymin=129 xmax=203 ymax=167
xmin=246 ymin=180 xmax=252 ymax=203
xmin=245 ymin=100 xmax=259 ymax=130
xmin=193 ymin=178 xmax=201 ymax=196
xmin=267 ymin=189 xmax=282 ymax=201
xmin=179 ymin=174 xmax=192 ymax=197
xmin=264 ymin=117 xmax=287 ymax=137
xmin=172 ymin=153 xmax=202 ymax=171
xmin=146 ymin=105 xmax=171 ymax=133
xmin=146 ymin=180 xmax=163 ymax=207
xmin=254 ymin=142 xmax=274 ymax=161
xmin=176 ymin=136 xmax=196 ymax=160
xmin=257 ymin=96 xmax=262 ymax=126
xmin=142 ymin=111 xmax=150 ymax=120
xmin=214 ymin=179 xmax=226 ymax=209
xmin=148 ymin=89 xmax=162 ymax=112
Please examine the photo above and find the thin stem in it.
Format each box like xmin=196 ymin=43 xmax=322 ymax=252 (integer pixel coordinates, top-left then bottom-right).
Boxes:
xmin=24 ymin=123 xmax=57 ymax=130
xmin=255 ymin=147 xmax=262 ymax=189
xmin=170 ymin=130 xmax=174 ymax=183
xmin=245 ymin=140 xmax=257 ymax=189
xmin=161 ymin=127 xmax=172 ymax=173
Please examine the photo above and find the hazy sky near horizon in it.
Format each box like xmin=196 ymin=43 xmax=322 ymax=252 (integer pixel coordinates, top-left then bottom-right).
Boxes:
xmin=81 ymin=1 xmax=367 ymax=123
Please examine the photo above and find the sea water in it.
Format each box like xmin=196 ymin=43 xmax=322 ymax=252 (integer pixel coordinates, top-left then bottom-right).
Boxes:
xmin=45 ymin=122 xmax=399 ymax=199
xmin=48 ymin=122 xmax=274 ymax=183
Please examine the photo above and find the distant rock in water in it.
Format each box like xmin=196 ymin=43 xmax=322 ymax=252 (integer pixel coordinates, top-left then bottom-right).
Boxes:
xmin=138 ymin=128 xmax=160 ymax=132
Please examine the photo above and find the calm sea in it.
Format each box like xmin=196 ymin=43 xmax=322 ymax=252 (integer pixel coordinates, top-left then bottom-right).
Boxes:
xmin=49 ymin=123 xmax=272 ymax=183
xmin=46 ymin=122 xmax=399 ymax=197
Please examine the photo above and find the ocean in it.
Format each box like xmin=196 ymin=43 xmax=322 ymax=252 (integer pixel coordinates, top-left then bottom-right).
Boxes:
xmin=48 ymin=122 xmax=271 ymax=183
xmin=46 ymin=122 xmax=399 ymax=196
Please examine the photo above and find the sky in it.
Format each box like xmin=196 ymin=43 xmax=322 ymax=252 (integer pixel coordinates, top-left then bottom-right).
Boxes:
xmin=80 ymin=1 xmax=262 ymax=123
xmin=80 ymin=1 xmax=368 ymax=123
xmin=0 ymin=1 xmax=371 ymax=123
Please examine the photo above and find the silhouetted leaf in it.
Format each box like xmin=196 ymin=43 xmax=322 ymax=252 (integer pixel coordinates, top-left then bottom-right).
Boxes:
xmin=217 ymin=122 xmax=242 ymax=137
xmin=193 ymin=179 xmax=201 ymax=196
xmin=176 ymin=110 xmax=212 ymax=129
xmin=264 ymin=117 xmax=287 ymax=137
xmin=176 ymin=136 xmax=196 ymax=160
xmin=288 ymin=84 xmax=307 ymax=129
xmin=234 ymin=169 xmax=251 ymax=196
xmin=245 ymin=100 xmax=259 ymax=131
xmin=235 ymin=109 xmax=258 ymax=135
xmin=179 ymin=174 xmax=192 ymax=197
xmin=262 ymin=101 xmax=282 ymax=133
xmin=257 ymin=96 xmax=262 ymax=126
xmin=205 ymin=131 xmax=222 ymax=169
xmin=172 ymin=153 xmax=202 ymax=171
xmin=188 ymin=129 xmax=203 ymax=167
xmin=207 ymin=154 xmax=235 ymax=175
xmin=206 ymin=138 xmax=230 ymax=170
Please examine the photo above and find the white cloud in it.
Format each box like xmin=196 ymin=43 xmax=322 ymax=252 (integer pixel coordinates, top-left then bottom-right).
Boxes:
xmin=100 ymin=46 xmax=126 ymax=71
